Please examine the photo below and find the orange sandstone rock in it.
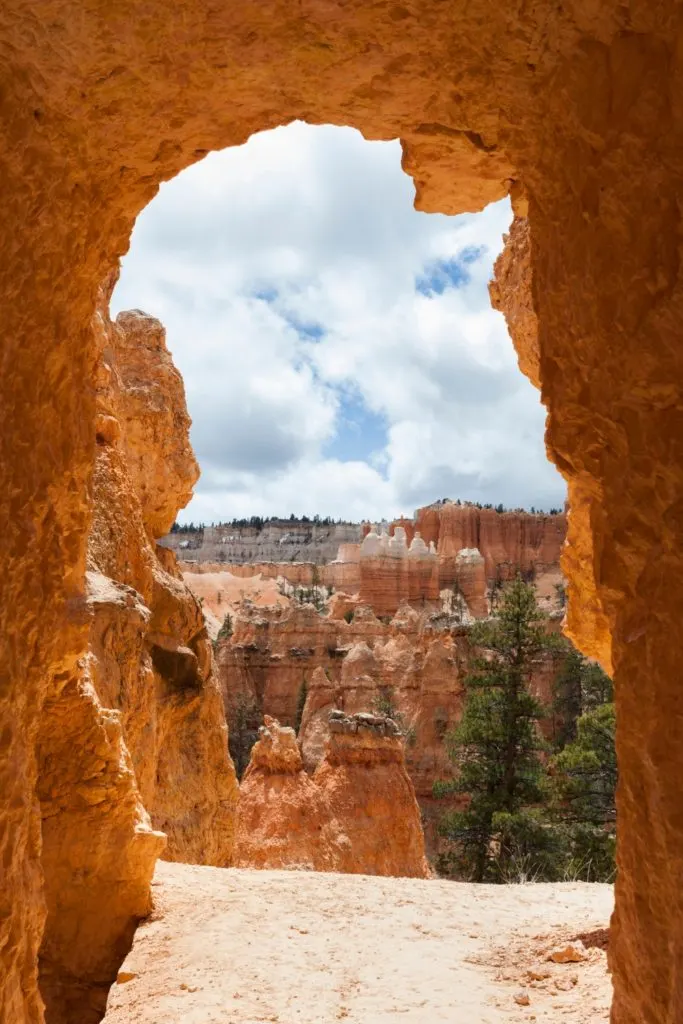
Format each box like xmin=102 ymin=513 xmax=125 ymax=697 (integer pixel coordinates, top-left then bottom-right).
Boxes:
xmin=36 ymin=296 xmax=238 ymax=1022
xmin=1 ymin=5 xmax=681 ymax=1020
xmin=414 ymin=502 xmax=566 ymax=588
xmin=234 ymin=715 xmax=429 ymax=878
xmin=359 ymin=527 xmax=439 ymax=616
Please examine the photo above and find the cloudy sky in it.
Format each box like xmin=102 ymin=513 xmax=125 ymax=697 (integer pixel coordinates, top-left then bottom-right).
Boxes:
xmin=111 ymin=122 xmax=565 ymax=525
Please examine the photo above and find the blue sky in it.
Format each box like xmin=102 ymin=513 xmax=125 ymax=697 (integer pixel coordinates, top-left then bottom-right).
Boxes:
xmin=111 ymin=122 xmax=565 ymax=523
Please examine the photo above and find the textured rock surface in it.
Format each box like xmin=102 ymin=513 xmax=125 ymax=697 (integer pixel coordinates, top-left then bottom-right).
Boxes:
xmin=1 ymin=4 xmax=681 ymax=1020
xmin=218 ymin=603 xmax=462 ymax=853
xmin=217 ymin=603 xmax=342 ymax=728
xmin=359 ymin=527 xmax=439 ymax=616
xmin=163 ymin=520 xmax=361 ymax=564
xmin=489 ymin=215 xmax=539 ymax=389
xmin=88 ymin=301 xmax=238 ymax=861
xmin=36 ymin=297 xmax=237 ymax=1023
xmin=454 ymin=548 xmax=488 ymax=618
xmin=414 ymin=502 xmax=566 ymax=588
xmin=235 ymin=715 xmax=429 ymax=878
xmin=220 ymin=599 xmax=567 ymax=857
xmin=233 ymin=717 xmax=323 ymax=871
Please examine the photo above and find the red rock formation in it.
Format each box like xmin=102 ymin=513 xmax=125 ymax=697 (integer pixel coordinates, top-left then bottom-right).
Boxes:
xmin=389 ymin=517 xmax=417 ymax=545
xmin=36 ymin=296 xmax=238 ymax=1023
xmin=299 ymin=666 xmax=339 ymax=770
xmin=235 ymin=715 xmax=429 ymax=878
xmin=325 ymin=542 xmax=361 ymax=592
xmin=414 ymin=502 xmax=566 ymax=587
xmin=3 ymin=7 xmax=681 ymax=1020
xmin=233 ymin=716 xmax=320 ymax=870
xmin=359 ymin=527 xmax=439 ymax=616
xmin=217 ymin=603 xmax=341 ymax=727
xmin=489 ymin=216 xmax=539 ymax=389
xmin=326 ymin=591 xmax=361 ymax=621
xmin=182 ymin=554 xmax=360 ymax=591
xmin=297 ymin=622 xmax=467 ymax=854
xmin=454 ymin=548 xmax=488 ymax=618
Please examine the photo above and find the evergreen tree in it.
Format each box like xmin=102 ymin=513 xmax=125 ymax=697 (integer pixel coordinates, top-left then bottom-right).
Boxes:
xmin=435 ymin=578 xmax=556 ymax=881
xmin=551 ymin=644 xmax=613 ymax=748
xmin=294 ymin=675 xmax=308 ymax=734
xmin=229 ymin=691 xmax=261 ymax=780
xmin=547 ymin=660 xmax=616 ymax=880
xmin=214 ymin=612 xmax=233 ymax=649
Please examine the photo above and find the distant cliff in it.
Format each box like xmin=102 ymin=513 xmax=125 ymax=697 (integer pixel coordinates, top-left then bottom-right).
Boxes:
xmin=161 ymin=518 xmax=362 ymax=564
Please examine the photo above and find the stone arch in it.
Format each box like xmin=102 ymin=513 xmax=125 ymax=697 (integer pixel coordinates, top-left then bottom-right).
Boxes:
xmin=2 ymin=4 xmax=682 ymax=1022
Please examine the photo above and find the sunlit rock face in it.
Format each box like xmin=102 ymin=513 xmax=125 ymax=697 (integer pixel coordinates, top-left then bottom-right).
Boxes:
xmin=413 ymin=501 xmax=566 ymax=590
xmin=1 ymin=3 xmax=681 ymax=1020
xmin=220 ymin=596 xmax=567 ymax=859
xmin=36 ymin=293 xmax=238 ymax=1023
xmin=234 ymin=714 xmax=429 ymax=878
xmin=356 ymin=507 xmax=565 ymax=620
xmin=454 ymin=548 xmax=488 ymax=618
xmin=359 ymin=527 xmax=439 ymax=616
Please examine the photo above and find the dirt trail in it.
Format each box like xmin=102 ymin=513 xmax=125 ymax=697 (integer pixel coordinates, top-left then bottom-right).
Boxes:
xmin=104 ymin=862 xmax=612 ymax=1024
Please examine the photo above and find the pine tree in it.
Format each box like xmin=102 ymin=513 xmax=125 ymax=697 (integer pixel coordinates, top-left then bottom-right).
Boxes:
xmin=229 ymin=691 xmax=261 ymax=780
xmin=294 ymin=675 xmax=308 ymax=734
xmin=551 ymin=644 xmax=613 ymax=748
xmin=435 ymin=577 xmax=557 ymax=881
xmin=213 ymin=612 xmax=233 ymax=651
xmin=547 ymin=660 xmax=616 ymax=880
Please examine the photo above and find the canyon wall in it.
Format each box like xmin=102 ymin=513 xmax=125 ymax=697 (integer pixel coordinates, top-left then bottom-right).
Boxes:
xmin=181 ymin=506 xmax=564 ymax=622
xmin=181 ymin=507 xmax=564 ymax=621
xmin=163 ymin=520 xmax=362 ymax=564
xmin=215 ymin=597 xmax=564 ymax=857
xmin=234 ymin=714 xmax=429 ymax=878
xmin=411 ymin=501 xmax=566 ymax=586
xmin=36 ymin=298 xmax=238 ymax=1023
xmin=358 ymin=527 xmax=440 ymax=617
xmin=181 ymin=547 xmax=361 ymax=594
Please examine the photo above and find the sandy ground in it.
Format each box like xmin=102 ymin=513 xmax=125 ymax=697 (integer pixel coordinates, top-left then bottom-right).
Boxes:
xmin=104 ymin=862 xmax=613 ymax=1024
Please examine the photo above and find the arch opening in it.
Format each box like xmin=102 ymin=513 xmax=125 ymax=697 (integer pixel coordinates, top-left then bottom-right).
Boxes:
xmin=58 ymin=121 xmax=616 ymax=1024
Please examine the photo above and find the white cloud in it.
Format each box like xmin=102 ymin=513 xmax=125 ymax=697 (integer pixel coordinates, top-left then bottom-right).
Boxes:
xmin=112 ymin=122 xmax=565 ymax=523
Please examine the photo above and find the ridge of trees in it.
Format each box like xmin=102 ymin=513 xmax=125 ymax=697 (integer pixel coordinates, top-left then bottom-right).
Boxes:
xmin=168 ymin=501 xmax=565 ymax=536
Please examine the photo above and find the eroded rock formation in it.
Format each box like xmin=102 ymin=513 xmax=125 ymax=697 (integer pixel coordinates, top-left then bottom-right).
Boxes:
xmin=162 ymin=519 xmax=361 ymax=564
xmin=359 ymin=527 xmax=440 ymax=616
xmin=234 ymin=715 xmax=429 ymax=877
xmin=1 ymin=5 xmax=680 ymax=1021
xmin=412 ymin=501 xmax=566 ymax=587
xmin=218 ymin=596 xmax=566 ymax=856
xmin=36 ymin=296 xmax=238 ymax=1023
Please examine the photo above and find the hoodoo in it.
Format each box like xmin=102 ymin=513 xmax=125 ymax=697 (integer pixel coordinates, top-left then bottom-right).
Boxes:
xmin=235 ymin=714 xmax=429 ymax=878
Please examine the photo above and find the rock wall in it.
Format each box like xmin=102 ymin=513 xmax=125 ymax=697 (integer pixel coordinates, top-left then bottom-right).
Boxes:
xmin=216 ymin=601 xmax=387 ymax=728
xmin=412 ymin=502 xmax=566 ymax=587
xmin=1 ymin=4 xmax=681 ymax=1021
xmin=163 ymin=520 xmax=361 ymax=564
xmin=359 ymin=527 xmax=440 ymax=616
xmin=355 ymin=510 xmax=564 ymax=619
xmin=234 ymin=715 xmax=429 ymax=878
xmin=182 ymin=547 xmax=362 ymax=594
xmin=183 ymin=512 xmax=563 ymax=622
xmin=36 ymin=297 xmax=238 ymax=1023
xmin=217 ymin=598 xmax=565 ymax=856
